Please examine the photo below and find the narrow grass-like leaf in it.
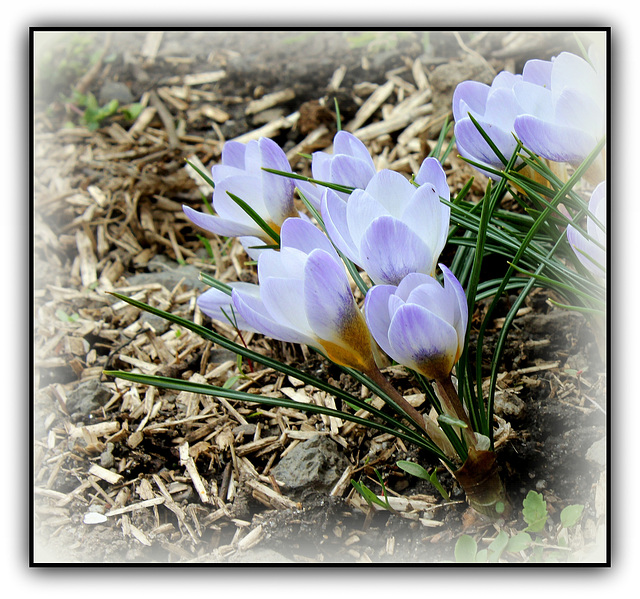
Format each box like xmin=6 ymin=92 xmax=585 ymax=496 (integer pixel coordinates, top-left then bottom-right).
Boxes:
xmin=226 ymin=192 xmax=280 ymax=245
xmin=106 ymin=291 xmax=447 ymax=460
xmin=261 ymin=167 xmax=355 ymax=195
xmin=185 ymin=159 xmax=215 ymax=189
xmin=104 ymin=370 xmax=436 ymax=452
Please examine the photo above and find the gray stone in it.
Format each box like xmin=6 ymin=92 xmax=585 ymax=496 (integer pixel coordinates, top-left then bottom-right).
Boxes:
xmin=98 ymin=80 xmax=134 ymax=105
xmin=271 ymin=434 xmax=349 ymax=492
xmin=66 ymin=378 xmax=112 ymax=415
xmin=586 ymin=437 xmax=606 ymax=468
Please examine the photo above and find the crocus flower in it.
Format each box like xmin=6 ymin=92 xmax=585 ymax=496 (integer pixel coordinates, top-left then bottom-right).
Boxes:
xmin=513 ymin=47 xmax=606 ymax=165
xmin=364 ymin=265 xmax=468 ymax=381
xmin=299 ymin=130 xmax=377 ymax=207
xmin=321 ymin=162 xmax=450 ymax=285
xmin=566 ymin=181 xmax=606 ymax=278
xmin=204 ymin=218 xmax=377 ymax=372
xmin=452 ymin=71 xmax=525 ymax=177
xmin=183 ymin=137 xmax=299 ymax=248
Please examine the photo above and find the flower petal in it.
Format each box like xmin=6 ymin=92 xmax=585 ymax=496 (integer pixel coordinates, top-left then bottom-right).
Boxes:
xmin=333 ymin=130 xmax=375 ymax=165
xmin=514 ymin=115 xmax=597 ymax=164
xmin=183 ymin=205 xmax=260 ymax=238
xmin=453 ymin=80 xmax=490 ymax=122
xmin=304 ymin=249 xmax=374 ymax=370
xmin=321 ymin=189 xmax=360 ymax=264
xmin=414 ymin=157 xmax=449 ymax=201
xmin=232 ymin=288 xmax=315 ymax=346
xmin=364 ymin=284 xmax=396 ymax=359
xmin=212 ymin=175 xmax=268 ymax=223
xmin=345 ymin=188 xmax=390 ymax=249
xmin=329 ymin=155 xmax=376 ymax=190
xmin=359 ymin=216 xmax=432 ymax=285
xmin=197 ymin=284 xmax=258 ymax=332
xmin=363 ymin=169 xmax=415 ymax=217
xmin=387 ymin=303 xmax=459 ymax=380
xmin=280 ymin=217 xmax=338 ymax=259
xmin=440 ymin=263 xmax=469 ymax=358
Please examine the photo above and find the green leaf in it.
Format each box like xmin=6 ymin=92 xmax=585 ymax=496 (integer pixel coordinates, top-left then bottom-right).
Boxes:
xmin=487 ymin=529 xmax=509 ymax=562
xmin=121 ymin=102 xmax=143 ymax=121
xmin=437 ymin=414 xmax=468 ymax=428
xmin=185 ymin=159 xmax=215 ymax=189
xmin=226 ymin=192 xmax=280 ymax=245
xmin=350 ymin=479 xmax=389 ymax=509
xmin=454 ymin=535 xmax=477 ymax=563
xmin=522 ymin=490 xmax=548 ymax=533
xmin=396 ymin=460 xmax=431 ymax=481
xmin=560 ymin=504 xmax=584 ymax=528
xmin=506 ymin=531 xmax=532 ymax=553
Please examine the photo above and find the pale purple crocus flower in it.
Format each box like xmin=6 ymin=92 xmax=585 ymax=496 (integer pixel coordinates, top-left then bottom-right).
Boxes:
xmin=183 ymin=137 xmax=299 ymax=250
xmin=452 ymin=71 xmax=526 ymax=177
xmin=513 ymin=47 xmax=606 ymax=165
xmin=203 ymin=218 xmax=377 ymax=372
xmin=321 ymin=161 xmax=450 ymax=285
xmin=298 ymin=130 xmax=377 ymax=207
xmin=364 ymin=265 xmax=468 ymax=381
xmin=566 ymin=181 xmax=606 ymax=279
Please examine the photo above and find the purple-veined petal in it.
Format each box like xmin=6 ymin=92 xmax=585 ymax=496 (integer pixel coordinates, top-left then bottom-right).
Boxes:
xmin=232 ymin=288 xmax=315 ymax=346
xmin=295 ymin=180 xmax=322 ymax=210
xmin=321 ymin=189 xmax=360 ymax=264
xmin=483 ymin=86 xmax=522 ymax=131
xmin=395 ymin=272 xmax=434 ymax=302
xmin=514 ymin=115 xmax=598 ymax=164
xmin=359 ymin=216 xmax=433 ymax=285
xmin=329 ymin=155 xmax=376 ymax=190
xmin=221 ymin=140 xmax=246 ymax=168
xmin=554 ymin=87 xmax=604 ymax=139
xmin=454 ymin=119 xmax=517 ymax=169
xmin=304 ymin=249 xmax=374 ymax=370
xmin=522 ymin=58 xmax=552 ymax=87
xmin=440 ymin=263 xmax=469 ymax=357
xmin=257 ymin=246 xmax=307 ymax=282
xmin=405 ymin=280 xmax=455 ymax=326
xmin=452 ymin=81 xmax=490 ymax=122
xmin=387 ymin=303 xmax=459 ymax=380
xmin=566 ymin=223 xmax=606 ymax=277
xmin=303 ymin=249 xmax=358 ymax=343
xmin=400 ymin=182 xmax=450 ymax=267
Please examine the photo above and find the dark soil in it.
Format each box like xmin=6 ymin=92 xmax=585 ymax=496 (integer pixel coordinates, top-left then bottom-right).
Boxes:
xmin=32 ymin=29 xmax=606 ymax=565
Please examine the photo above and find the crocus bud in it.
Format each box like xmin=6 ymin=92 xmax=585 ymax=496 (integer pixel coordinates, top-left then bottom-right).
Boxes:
xmin=452 ymin=71 xmax=525 ymax=177
xmin=222 ymin=218 xmax=377 ymax=372
xmin=364 ymin=265 xmax=468 ymax=380
xmin=183 ymin=137 xmax=299 ymax=248
xmin=299 ymin=130 xmax=377 ymax=207
xmin=321 ymin=163 xmax=450 ymax=285
xmin=514 ymin=47 xmax=606 ymax=166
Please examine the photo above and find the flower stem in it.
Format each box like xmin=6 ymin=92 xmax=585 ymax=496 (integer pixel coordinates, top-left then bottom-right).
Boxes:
xmin=366 ymin=367 xmax=457 ymax=460
xmin=434 ymin=376 xmax=478 ymax=449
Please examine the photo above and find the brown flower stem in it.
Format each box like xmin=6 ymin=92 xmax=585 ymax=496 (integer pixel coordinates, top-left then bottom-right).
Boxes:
xmin=365 ymin=367 xmax=456 ymax=460
xmin=434 ymin=376 xmax=478 ymax=450
xmin=453 ymin=447 xmax=511 ymax=518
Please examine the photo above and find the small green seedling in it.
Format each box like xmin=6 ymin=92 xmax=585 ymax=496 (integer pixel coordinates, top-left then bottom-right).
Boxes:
xmin=522 ymin=490 xmax=548 ymax=532
xmin=396 ymin=460 xmax=450 ymax=501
